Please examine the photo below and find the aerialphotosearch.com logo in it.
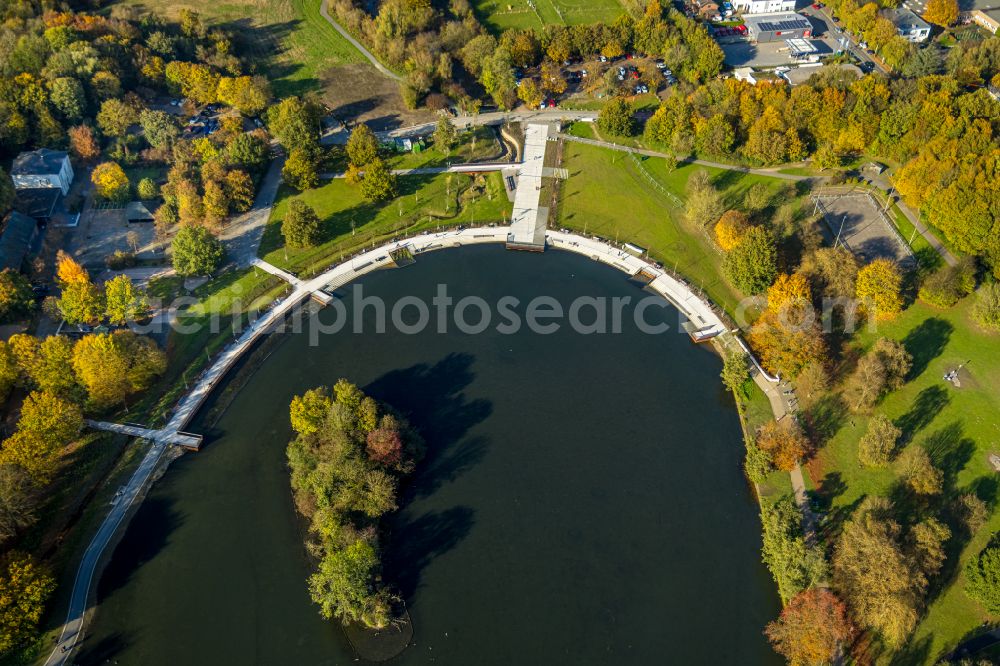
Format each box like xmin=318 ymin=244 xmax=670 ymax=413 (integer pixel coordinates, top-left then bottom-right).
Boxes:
xmin=128 ymin=283 xmax=879 ymax=341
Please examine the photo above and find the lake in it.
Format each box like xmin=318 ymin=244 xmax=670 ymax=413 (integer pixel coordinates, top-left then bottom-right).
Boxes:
xmin=82 ymin=245 xmax=781 ymax=665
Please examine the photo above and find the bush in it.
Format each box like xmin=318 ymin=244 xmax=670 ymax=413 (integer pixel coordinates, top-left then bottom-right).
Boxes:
xmin=971 ymin=283 xmax=1000 ymax=331
xmin=136 ymin=177 xmax=159 ymax=200
xmin=918 ymin=257 xmax=976 ymax=308
xmin=105 ymin=250 xmax=137 ymax=270
xmin=966 ymin=542 xmax=1000 ymax=614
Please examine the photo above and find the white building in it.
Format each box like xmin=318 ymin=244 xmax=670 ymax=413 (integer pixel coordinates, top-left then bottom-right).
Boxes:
xmin=10 ymin=149 xmax=74 ymax=195
xmin=888 ymin=8 xmax=931 ymax=42
xmin=731 ymin=0 xmax=796 ymax=14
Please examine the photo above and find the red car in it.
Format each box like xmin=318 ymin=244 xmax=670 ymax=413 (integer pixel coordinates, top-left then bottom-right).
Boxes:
xmin=811 ymin=2 xmax=823 ymax=7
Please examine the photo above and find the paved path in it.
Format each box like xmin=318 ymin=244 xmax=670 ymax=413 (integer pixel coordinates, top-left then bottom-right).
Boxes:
xmin=221 ymin=156 xmax=285 ymax=267
xmin=318 ymin=0 xmax=400 ymax=81
xmin=508 ymin=124 xmax=550 ymax=249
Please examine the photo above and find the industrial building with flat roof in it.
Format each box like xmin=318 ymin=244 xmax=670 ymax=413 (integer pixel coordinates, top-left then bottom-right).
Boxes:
xmin=744 ymin=12 xmax=813 ymax=42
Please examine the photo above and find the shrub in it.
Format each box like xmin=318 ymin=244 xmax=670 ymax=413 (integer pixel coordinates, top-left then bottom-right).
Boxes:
xmin=971 ymin=283 xmax=1000 ymax=331
xmin=105 ymin=250 xmax=137 ymax=270
xmin=136 ymin=177 xmax=159 ymax=200
xmin=918 ymin=257 xmax=976 ymax=308
xmin=966 ymin=542 xmax=1000 ymax=614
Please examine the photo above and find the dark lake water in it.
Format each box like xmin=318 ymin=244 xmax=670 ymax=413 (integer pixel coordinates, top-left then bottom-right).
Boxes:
xmin=83 ymin=245 xmax=781 ymax=665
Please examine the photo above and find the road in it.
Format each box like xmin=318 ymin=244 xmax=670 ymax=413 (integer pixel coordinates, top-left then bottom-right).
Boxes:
xmin=799 ymin=4 xmax=887 ymax=74
xmin=318 ymin=0 xmax=400 ymax=81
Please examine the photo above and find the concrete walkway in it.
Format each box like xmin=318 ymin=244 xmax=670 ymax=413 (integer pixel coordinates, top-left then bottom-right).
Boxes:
xmin=319 ymin=162 xmax=517 ymax=179
xmin=318 ymin=0 xmax=400 ymax=81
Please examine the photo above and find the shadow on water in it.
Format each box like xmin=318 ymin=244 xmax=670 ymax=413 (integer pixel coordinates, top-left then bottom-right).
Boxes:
xmin=364 ymin=352 xmax=493 ymax=500
xmin=95 ymin=496 xmax=183 ymax=600
xmin=385 ymin=506 xmax=476 ymax=601
xmin=75 ymin=632 xmax=129 ymax=666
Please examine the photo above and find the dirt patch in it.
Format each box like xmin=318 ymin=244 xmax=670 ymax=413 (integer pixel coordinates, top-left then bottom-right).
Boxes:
xmin=319 ymin=63 xmax=434 ymax=131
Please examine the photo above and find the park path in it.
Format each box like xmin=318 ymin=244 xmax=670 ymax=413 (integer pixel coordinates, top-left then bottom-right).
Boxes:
xmin=319 ymin=162 xmax=518 ymax=179
xmin=318 ymin=0 xmax=401 ymax=81
xmin=220 ymin=155 xmax=285 ymax=267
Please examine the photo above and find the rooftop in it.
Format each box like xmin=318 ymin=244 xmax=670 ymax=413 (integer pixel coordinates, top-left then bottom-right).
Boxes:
xmin=11 ymin=148 xmax=68 ymax=176
xmin=14 ymin=187 xmax=61 ymax=219
xmin=0 ymin=212 xmax=37 ymax=272
xmin=744 ymin=12 xmax=812 ymax=31
xmin=888 ymin=7 xmax=931 ymax=31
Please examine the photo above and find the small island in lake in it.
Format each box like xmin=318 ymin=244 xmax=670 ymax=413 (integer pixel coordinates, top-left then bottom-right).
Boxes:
xmin=286 ymin=379 xmax=422 ymax=633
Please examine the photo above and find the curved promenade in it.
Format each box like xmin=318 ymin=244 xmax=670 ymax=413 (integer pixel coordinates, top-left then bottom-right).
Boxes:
xmin=44 ymin=225 xmax=735 ymax=664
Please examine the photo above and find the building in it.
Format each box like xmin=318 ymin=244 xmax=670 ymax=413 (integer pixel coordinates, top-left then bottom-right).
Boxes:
xmin=10 ymin=149 xmax=74 ymax=195
xmin=781 ymin=63 xmax=862 ymax=85
xmin=888 ymin=8 xmax=931 ymax=42
xmin=731 ymin=0 xmax=795 ymax=13
xmin=964 ymin=9 xmax=1000 ymax=34
xmin=744 ymin=13 xmax=813 ymax=42
xmin=0 ymin=211 xmax=39 ymax=272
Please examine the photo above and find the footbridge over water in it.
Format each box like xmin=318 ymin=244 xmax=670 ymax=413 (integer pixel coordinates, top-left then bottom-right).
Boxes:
xmin=85 ymin=420 xmax=203 ymax=450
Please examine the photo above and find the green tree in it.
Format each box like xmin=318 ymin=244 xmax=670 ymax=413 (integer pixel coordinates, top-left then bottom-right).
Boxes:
xmin=720 ymin=348 xmax=750 ymax=399
xmin=684 ymin=170 xmax=724 ymax=229
xmin=858 ymin=414 xmax=901 ymax=467
xmin=266 ymin=96 xmax=320 ymax=152
xmin=346 ymin=124 xmax=380 ymax=168
xmin=760 ymin=496 xmax=829 ymax=601
xmin=433 ymin=117 xmax=457 ymax=154
xmin=104 ymin=275 xmax=149 ymax=325
xmin=918 ymin=256 xmax=976 ymax=308
xmin=282 ymin=199 xmax=322 ymax=248
xmin=0 ymin=465 xmax=37 ymax=543
xmin=597 ymin=97 xmax=635 ymax=136
xmin=56 ymin=280 xmax=104 ymax=326
xmin=282 ymin=148 xmax=319 ymax=191
xmin=49 ymin=77 xmax=86 ymax=121
xmin=966 ymin=542 xmax=1000 ymax=614
xmin=723 ymin=226 xmax=777 ymax=294
xmin=0 ymin=270 xmax=34 ymax=323
xmin=171 ymin=226 xmax=224 ymax=276
xmin=308 ymin=538 xmax=382 ymax=624
xmin=136 ymin=177 xmax=159 ymax=200
xmin=359 ymin=158 xmax=397 ymax=202
xmin=96 ymin=98 xmax=137 ymax=140
xmin=0 ymin=553 xmax=55 ymax=655
xmin=139 ymin=109 xmax=179 ymax=150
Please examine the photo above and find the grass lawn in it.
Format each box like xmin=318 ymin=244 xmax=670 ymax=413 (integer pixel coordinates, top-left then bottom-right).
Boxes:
xmin=473 ymin=0 xmax=624 ymax=33
xmin=807 ymin=297 xmax=1000 ymax=663
xmin=262 ymin=171 xmax=512 ymax=275
xmin=556 ymin=140 xmax=807 ymax=317
xmin=115 ymin=0 xmax=364 ymax=97
xmin=386 ymin=127 xmax=504 ymax=171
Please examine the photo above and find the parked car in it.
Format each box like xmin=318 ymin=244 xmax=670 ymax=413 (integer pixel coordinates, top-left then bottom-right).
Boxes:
xmin=655 ymin=60 xmax=666 ymax=69
xmin=598 ymin=55 xmax=608 ymax=62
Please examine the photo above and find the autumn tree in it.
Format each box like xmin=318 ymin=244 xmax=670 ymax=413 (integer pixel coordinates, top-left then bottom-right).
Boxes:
xmin=136 ymin=177 xmax=159 ymax=200
xmin=972 ymin=283 xmax=1000 ymax=331
xmin=833 ymin=497 xmax=924 ymax=648
xmin=433 ymin=117 xmax=457 ymax=154
xmin=359 ymin=158 xmax=397 ymax=202
xmin=923 ymin=0 xmax=959 ymax=26
xmin=282 ymin=199 xmax=322 ymax=248
xmin=794 ymin=361 xmax=829 ymax=409
xmin=55 ymin=254 xmax=103 ymax=326
xmin=289 ymin=387 xmax=332 ymax=435
xmin=105 ymin=275 xmax=149 ymax=325
xmin=0 ymin=270 xmax=34 ymax=323
xmin=800 ymin=246 xmax=859 ymax=300
xmin=766 ymin=588 xmax=855 ymax=666
xmin=843 ymin=338 xmax=912 ymax=411
xmin=172 ymin=225 xmax=224 ymax=276
xmin=266 ymin=96 xmax=321 ymax=152
xmin=856 ymin=258 xmax=904 ymax=321
xmin=91 ymin=161 xmax=130 ymax=203
xmin=367 ymin=427 xmax=404 ymax=468
xmin=0 ymin=465 xmax=36 ymax=543
xmin=72 ymin=331 xmax=167 ymax=409
xmin=749 ymin=302 xmax=827 ymax=379
xmin=517 ymin=79 xmax=544 ymax=110
xmin=216 ymin=75 xmax=271 ymax=116
xmin=767 ymin=272 xmax=812 ymax=312
xmin=0 ymin=391 xmax=83 ymax=482
xmin=282 ymin=148 xmax=319 ymax=191
xmin=96 ymin=98 xmax=138 ymax=141
xmin=724 ymin=226 xmax=778 ymax=295
xmin=756 ymin=419 xmax=810 ymax=471
xmin=714 ymin=210 xmax=750 ymax=251
xmin=858 ymin=414 xmax=901 ymax=467
xmin=897 ymin=446 xmax=943 ymax=496
xmin=0 ymin=553 xmax=55 ymax=654
xmin=346 ymin=124 xmax=380 ymax=168
xmin=224 ymin=170 xmax=254 ymax=212
xmin=685 ymin=170 xmax=725 ymax=229
xmin=11 ymin=334 xmax=79 ymax=401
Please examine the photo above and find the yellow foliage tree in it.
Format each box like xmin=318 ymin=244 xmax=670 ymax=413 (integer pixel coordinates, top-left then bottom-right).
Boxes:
xmin=714 ymin=210 xmax=750 ymax=251
xmin=91 ymin=161 xmax=130 ymax=203
xmin=0 ymin=553 xmax=55 ymax=654
xmin=856 ymin=258 xmax=903 ymax=321
xmin=766 ymin=272 xmax=812 ymax=312
xmin=55 ymin=251 xmax=88 ymax=286
xmin=72 ymin=331 xmax=167 ymax=409
xmin=756 ymin=419 xmax=809 ymax=471
xmin=923 ymin=0 xmax=958 ymax=26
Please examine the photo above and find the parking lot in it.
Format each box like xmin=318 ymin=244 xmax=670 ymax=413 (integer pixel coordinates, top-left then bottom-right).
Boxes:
xmin=813 ymin=193 xmax=915 ymax=267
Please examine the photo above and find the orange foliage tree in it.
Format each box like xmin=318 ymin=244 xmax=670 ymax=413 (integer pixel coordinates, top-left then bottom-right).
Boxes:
xmin=756 ymin=419 xmax=810 ymax=471
xmin=766 ymin=272 xmax=812 ymax=312
xmin=765 ymin=588 xmax=855 ymax=665
xmin=714 ymin=210 xmax=750 ymax=251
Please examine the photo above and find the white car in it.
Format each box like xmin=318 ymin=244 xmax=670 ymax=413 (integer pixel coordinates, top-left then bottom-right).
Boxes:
xmin=598 ymin=55 xmax=608 ymax=62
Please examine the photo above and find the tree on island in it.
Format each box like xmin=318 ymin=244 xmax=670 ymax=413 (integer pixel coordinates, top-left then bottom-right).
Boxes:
xmin=287 ymin=380 xmax=422 ymax=630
